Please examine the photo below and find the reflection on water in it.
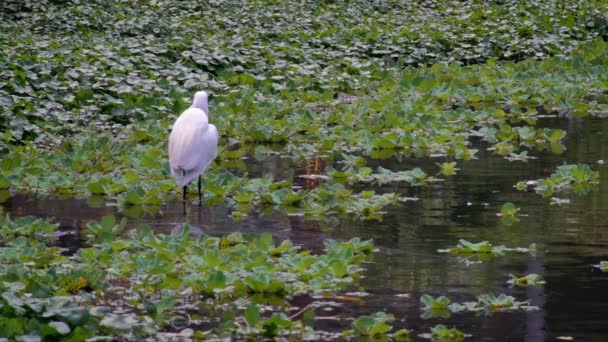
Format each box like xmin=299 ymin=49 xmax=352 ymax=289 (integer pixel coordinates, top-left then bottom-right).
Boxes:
xmin=2 ymin=117 xmax=608 ymax=340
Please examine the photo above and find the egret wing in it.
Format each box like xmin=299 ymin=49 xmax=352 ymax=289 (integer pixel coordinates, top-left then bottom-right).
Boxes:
xmin=169 ymin=108 xmax=209 ymax=171
xmin=199 ymin=124 xmax=219 ymax=172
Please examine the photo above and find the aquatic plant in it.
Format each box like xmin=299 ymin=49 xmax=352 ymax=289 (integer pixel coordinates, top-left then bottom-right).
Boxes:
xmin=507 ymin=274 xmax=545 ymax=287
xmin=440 ymin=240 xmax=535 ymax=254
xmin=498 ymin=202 xmax=521 ymax=225
xmin=499 ymin=203 xmax=520 ymax=218
xmin=0 ymin=215 xmax=58 ymax=242
xmin=420 ymin=294 xmax=452 ymax=319
xmin=232 ymin=303 xmax=311 ymax=339
xmin=448 ymin=294 xmax=538 ymax=314
xmin=0 ymin=214 xmax=378 ymax=339
xmin=421 ymin=294 xmax=452 ymax=310
xmin=84 ymin=214 xmax=127 ymax=243
xmin=394 ymin=329 xmax=414 ymax=341
xmin=437 ymin=162 xmax=459 ymax=176
xmin=517 ymin=164 xmax=600 ymax=199
xmin=1 ymin=37 xmax=607 ymax=221
xmin=0 ymin=134 xmax=404 ymax=220
xmin=439 ymin=240 xmax=505 ymax=256
xmin=476 ymin=294 xmax=537 ymax=312
xmin=0 ymin=0 xmax=607 ymax=339
xmin=2 ymin=0 xmax=607 ymax=146
xmin=419 ymin=324 xmax=467 ymax=341
xmin=329 ymin=164 xmax=434 ymax=186
xmin=345 ymin=311 xmax=394 ymax=337
xmin=594 ymin=261 xmax=608 ymax=272
xmin=438 ymin=240 xmax=535 ymax=264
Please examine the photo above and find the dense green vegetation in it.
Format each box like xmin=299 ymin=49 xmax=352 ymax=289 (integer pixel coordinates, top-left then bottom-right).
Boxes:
xmin=1 ymin=0 xmax=607 ymax=148
xmin=0 ymin=215 xmax=376 ymax=339
xmin=1 ymin=34 xmax=607 ymax=218
xmin=1 ymin=0 xmax=607 ymax=339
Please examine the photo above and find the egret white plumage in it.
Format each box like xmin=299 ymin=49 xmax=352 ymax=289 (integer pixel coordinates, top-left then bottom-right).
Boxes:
xmin=168 ymin=91 xmax=219 ymax=204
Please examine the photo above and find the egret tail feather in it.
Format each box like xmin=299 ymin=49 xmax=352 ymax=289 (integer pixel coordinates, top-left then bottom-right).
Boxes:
xmin=171 ymin=166 xmax=207 ymax=187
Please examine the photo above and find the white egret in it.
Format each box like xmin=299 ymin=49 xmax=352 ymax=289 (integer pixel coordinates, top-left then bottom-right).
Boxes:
xmin=168 ymin=91 xmax=219 ymax=204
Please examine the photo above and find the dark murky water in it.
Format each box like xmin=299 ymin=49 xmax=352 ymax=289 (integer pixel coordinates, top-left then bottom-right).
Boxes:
xmin=3 ymin=117 xmax=608 ymax=340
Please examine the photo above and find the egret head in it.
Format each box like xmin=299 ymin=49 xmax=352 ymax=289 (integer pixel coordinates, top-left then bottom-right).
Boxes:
xmin=191 ymin=91 xmax=209 ymax=114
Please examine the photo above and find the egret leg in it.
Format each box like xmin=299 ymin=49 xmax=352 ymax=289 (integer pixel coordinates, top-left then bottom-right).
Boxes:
xmin=182 ymin=185 xmax=187 ymax=215
xmin=198 ymin=176 xmax=202 ymax=206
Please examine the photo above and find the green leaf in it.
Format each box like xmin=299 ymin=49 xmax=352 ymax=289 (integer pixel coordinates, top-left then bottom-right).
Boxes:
xmin=420 ymin=294 xmax=451 ymax=309
xmin=351 ymin=312 xmax=393 ymax=336
xmin=100 ymin=314 xmax=138 ymax=330
xmin=262 ymin=313 xmax=292 ymax=337
xmin=352 ymin=316 xmax=376 ymax=335
xmin=394 ymin=329 xmax=412 ymax=341
xmin=87 ymin=182 xmax=106 ymax=194
xmin=48 ymin=321 xmax=71 ymax=335
xmin=330 ymin=260 xmax=348 ymax=278
xmin=244 ymin=303 xmax=260 ymax=327
xmin=206 ymin=271 xmax=227 ymax=291
xmin=500 ymin=202 xmax=520 ymax=217
xmin=0 ymin=317 xmax=24 ymax=337
xmin=0 ymin=174 xmax=12 ymax=189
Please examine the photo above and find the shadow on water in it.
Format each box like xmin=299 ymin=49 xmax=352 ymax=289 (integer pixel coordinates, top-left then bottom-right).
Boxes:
xmin=3 ymin=117 xmax=608 ymax=340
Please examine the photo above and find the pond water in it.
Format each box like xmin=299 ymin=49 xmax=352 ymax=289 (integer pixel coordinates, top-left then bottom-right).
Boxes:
xmin=3 ymin=117 xmax=608 ymax=340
